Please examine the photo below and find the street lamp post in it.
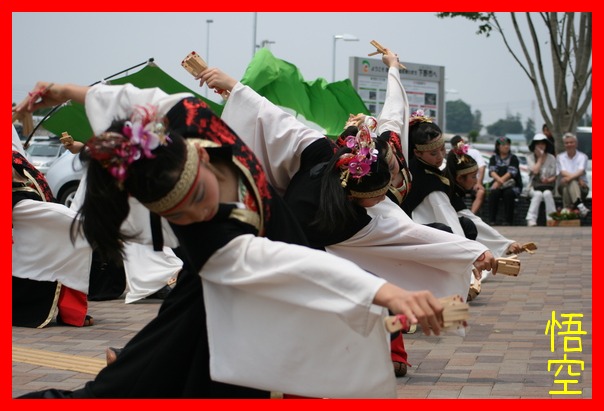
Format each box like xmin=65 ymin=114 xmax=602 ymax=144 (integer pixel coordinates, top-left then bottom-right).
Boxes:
xmin=332 ymin=33 xmax=359 ymax=82
xmin=260 ymin=39 xmax=276 ymax=49
xmin=252 ymin=13 xmax=258 ymax=57
xmin=205 ymin=19 xmax=214 ymax=98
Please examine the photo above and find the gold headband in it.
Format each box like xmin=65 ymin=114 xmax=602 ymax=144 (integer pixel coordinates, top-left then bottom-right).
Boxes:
xmin=349 ymin=184 xmax=390 ymax=199
xmin=415 ymin=135 xmax=445 ymax=152
xmin=142 ymin=140 xmax=201 ymax=213
xmin=456 ymin=164 xmax=478 ymax=176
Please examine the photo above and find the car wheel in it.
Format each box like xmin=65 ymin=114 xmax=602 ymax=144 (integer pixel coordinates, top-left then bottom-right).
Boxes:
xmin=58 ymin=183 xmax=79 ymax=207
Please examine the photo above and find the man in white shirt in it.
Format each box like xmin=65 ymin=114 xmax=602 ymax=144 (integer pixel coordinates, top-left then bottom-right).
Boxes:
xmin=557 ymin=132 xmax=590 ymax=216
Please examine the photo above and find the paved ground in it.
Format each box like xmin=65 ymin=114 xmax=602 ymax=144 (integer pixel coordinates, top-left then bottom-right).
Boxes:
xmin=12 ymin=226 xmax=592 ymax=399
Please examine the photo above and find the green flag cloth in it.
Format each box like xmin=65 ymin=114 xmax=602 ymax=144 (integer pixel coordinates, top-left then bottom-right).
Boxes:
xmin=39 ymin=62 xmax=223 ymax=142
xmin=240 ymin=49 xmax=369 ymax=137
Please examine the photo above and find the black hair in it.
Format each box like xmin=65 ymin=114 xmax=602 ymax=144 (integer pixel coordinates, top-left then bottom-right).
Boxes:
xmin=408 ymin=121 xmax=443 ymax=161
xmin=311 ymin=138 xmax=391 ymax=235
xmin=494 ymin=137 xmax=511 ymax=155
xmin=445 ymin=147 xmax=478 ymax=197
xmin=450 ymin=135 xmax=463 ymax=148
xmin=72 ymin=121 xmax=187 ymax=263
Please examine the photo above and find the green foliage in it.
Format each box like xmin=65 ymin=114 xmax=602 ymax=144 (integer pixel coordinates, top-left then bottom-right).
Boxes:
xmin=436 ymin=12 xmax=495 ymax=36
xmin=445 ymin=99 xmax=474 ymax=133
xmin=486 ymin=114 xmax=523 ymax=136
xmin=549 ymin=208 xmax=580 ymax=220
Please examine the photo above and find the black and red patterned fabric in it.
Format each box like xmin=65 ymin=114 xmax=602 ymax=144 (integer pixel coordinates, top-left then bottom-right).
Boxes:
xmin=12 ymin=151 xmax=55 ymax=202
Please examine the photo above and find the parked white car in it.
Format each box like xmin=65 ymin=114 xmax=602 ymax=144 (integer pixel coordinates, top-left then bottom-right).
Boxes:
xmin=25 ymin=140 xmax=66 ymax=175
xmin=45 ymin=150 xmax=85 ymax=206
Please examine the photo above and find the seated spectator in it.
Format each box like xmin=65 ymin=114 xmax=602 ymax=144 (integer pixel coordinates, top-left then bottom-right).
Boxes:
xmin=542 ymin=123 xmax=557 ymax=155
xmin=557 ymin=132 xmax=590 ymax=216
xmin=525 ymin=133 xmax=557 ymax=226
xmin=487 ymin=137 xmax=522 ymax=226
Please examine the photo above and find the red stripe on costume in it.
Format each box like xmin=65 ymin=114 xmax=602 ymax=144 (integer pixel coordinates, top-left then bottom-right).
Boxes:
xmin=57 ymin=286 xmax=88 ymax=326
xmin=390 ymin=331 xmax=411 ymax=366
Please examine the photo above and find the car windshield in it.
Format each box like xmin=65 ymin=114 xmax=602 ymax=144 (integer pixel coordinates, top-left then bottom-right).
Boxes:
xmin=27 ymin=144 xmax=61 ymax=157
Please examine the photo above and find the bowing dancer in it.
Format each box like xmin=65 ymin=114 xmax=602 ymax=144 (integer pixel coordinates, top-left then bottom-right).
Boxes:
xmin=12 ymin=129 xmax=93 ymax=328
xmin=14 ymin=79 xmax=444 ymax=399
xmin=205 ymin=49 xmax=496 ymax=376
xmin=402 ymin=111 xmax=475 ymax=235
xmin=402 ymin=116 xmax=521 ymax=298
xmin=402 ymin=114 xmax=502 ymax=294
xmin=444 ymin=141 xmax=523 ymax=270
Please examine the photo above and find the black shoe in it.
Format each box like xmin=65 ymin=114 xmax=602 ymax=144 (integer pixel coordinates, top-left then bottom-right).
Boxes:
xmin=393 ymin=361 xmax=408 ymax=377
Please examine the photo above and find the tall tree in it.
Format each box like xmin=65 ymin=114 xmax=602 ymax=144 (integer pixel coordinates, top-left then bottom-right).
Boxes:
xmin=437 ymin=12 xmax=592 ymax=153
xmin=445 ymin=99 xmax=474 ymax=133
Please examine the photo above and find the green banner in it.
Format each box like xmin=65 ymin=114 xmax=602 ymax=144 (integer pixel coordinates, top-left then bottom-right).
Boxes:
xmin=241 ymin=49 xmax=369 ymax=137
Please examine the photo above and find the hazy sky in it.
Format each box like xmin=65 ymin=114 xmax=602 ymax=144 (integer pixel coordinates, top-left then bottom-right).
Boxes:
xmin=12 ymin=12 xmax=571 ymax=131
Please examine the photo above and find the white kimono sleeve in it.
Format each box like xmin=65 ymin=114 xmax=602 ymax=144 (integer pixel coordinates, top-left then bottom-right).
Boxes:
xmin=221 ymin=82 xmax=324 ymax=195
xmin=377 ymin=66 xmax=410 ymax=161
xmin=122 ymin=243 xmax=182 ymax=304
xmin=85 ymin=83 xmax=193 ymax=135
xmin=70 ymin=169 xmax=179 ymax=248
xmin=458 ymin=209 xmax=515 ymax=258
xmin=12 ymin=200 xmax=92 ymax=294
xmin=200 ymin=234 xmax=396 ymax=398
xmin=412 ymin=191 xmax=466 ymax=237
xmin=327 ymin=199 xmax=486 ymax=301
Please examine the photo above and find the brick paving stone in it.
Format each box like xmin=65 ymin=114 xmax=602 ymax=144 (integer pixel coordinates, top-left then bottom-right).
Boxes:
xmin=393 ymin=227 xmax=592 ymax=399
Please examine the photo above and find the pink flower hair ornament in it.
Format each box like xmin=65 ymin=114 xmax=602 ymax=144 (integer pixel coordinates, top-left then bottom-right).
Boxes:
xmin=452 ymin=141 xmax=470 ymax=164
xmin=86 ymin=105 xmax=171 ymax=187
xmin=335 ymin=125 xmax=378 ymax=188
xmin=409 ymin=109 xmax=433 ymax=127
